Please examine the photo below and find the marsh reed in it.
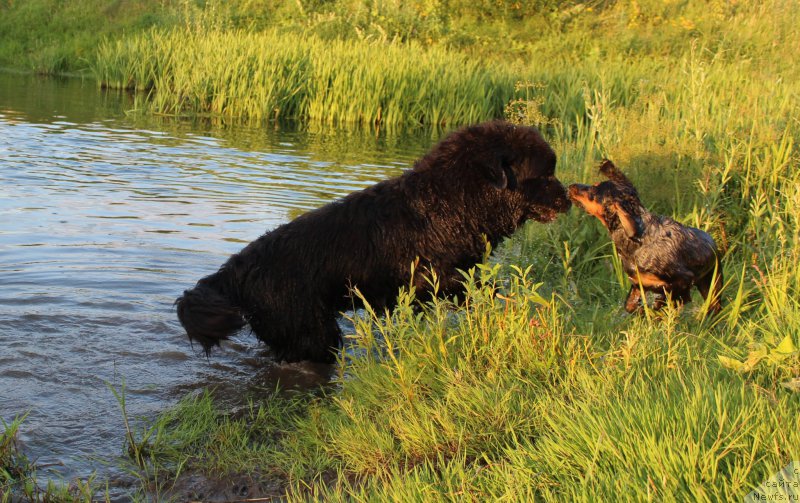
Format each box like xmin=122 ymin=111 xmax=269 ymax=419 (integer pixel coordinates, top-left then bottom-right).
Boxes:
xmin=93 ymin=29 xmax=517 ymax=126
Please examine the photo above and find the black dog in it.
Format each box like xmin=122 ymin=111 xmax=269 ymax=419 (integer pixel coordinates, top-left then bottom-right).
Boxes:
xmin=568 ymin=160 xmax=723 ymax=315
xmin=176 ymin=120 xmax=571 ymax=363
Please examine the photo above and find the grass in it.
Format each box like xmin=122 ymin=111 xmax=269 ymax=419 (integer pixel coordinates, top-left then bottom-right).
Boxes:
xmin=91 ymin=28 xmax=517 ymax=126
xmin=106 ymin=383 xmax=303 ymax=501
xmin=0 ymin=0 xmax=173 ymax=75
xmin=3 ymin=0 xmax=797 ymax=128
xmin=115 ymin=253 xmax=799 ymax=501
xmin=1 ymin=415 xmax=100 ymax=502
xmin=0 ymin=0 xmax=583 ymax=75
xmin=1 ymin=0 xmax=800 ymax=500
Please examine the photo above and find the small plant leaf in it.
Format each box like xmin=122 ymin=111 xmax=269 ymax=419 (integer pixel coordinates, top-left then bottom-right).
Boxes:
xmin=742 ymin=345 xmax=769 ymax=370
xmin=718 ymin=355 xmax=746 ymax=372
xmin=773 ymin=335 xmax=798 ymax=355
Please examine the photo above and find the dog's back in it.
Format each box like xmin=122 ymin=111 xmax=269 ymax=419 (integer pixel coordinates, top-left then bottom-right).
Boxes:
xmin=617 ymin=213 xmax=719 ymax=286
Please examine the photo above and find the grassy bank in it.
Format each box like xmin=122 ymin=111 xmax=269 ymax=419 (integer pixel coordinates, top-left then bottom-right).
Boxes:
xmin=0 ymin=0 xmax=175 ymax=75
xmin=0 ymin=0 xmax=581 ymax=74
xmin=0 ymin=0 xmax=569 ymax=124
xmin=1 ymin=0 xmax=799 ymax=501
xmin=3 ymin=0 xmax=797 ymax=127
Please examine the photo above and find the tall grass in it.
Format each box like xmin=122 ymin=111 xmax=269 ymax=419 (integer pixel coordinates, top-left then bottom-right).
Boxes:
xmin=117 ymin=258 xmax=799 ymax=501
xmin=92 ymin=28 xmax=517 ymax=126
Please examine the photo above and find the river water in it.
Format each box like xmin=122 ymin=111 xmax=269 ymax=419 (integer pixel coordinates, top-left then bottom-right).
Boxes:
xmin=0 ymin=71 xmax=435 ymax=487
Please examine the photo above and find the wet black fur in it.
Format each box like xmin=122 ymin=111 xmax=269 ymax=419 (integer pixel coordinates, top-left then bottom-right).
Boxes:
xmin=176 ymin=120 xmax=571 ymax=363
xmin=568 ymin=160 xmax=723 ymax=315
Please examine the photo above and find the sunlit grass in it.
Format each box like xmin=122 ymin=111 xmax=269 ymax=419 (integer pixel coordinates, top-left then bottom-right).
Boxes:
xmin=92 ymin=28 xmax=517 ymax=127
xmin=115 ymin=255 xmax=799 ymax=501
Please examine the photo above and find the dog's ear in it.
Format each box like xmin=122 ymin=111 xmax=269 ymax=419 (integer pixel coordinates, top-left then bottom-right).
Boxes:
xmin=599 ymin=159 xmax=635 ymax=189
xmin=486 ymin=157 xmax=518 ymax=190
xmin=612 ymin=202 xmax=643 ymax=239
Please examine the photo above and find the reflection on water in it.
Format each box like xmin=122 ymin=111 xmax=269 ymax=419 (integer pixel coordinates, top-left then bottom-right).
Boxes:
xmin=0 ymin=70 xmax=438 ymax=483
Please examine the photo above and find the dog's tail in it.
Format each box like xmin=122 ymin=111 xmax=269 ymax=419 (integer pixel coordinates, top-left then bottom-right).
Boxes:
xmin=175 ymin=277 xmax=246 ymax=354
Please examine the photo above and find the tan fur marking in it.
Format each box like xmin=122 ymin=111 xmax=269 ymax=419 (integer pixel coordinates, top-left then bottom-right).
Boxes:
xmin=571 ymin=194 xmax=606 ymax=225
xmin=629 ymin=270 xmax=668 ymax=288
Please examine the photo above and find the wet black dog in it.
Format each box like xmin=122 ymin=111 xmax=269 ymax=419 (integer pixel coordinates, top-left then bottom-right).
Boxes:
xmin=568 ymin=160 xmax=723 ymax=315
xmin=176 ymin=120 xmax=571 ymax=363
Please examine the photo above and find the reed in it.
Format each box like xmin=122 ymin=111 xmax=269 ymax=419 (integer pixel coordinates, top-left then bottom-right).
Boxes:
xmin=92 ymin=28 xmax=517 ymax=126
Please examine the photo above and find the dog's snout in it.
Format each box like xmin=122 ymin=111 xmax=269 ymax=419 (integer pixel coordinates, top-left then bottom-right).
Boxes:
xmin=544 ymin=177 xmax=572 ymax=213
xmin=568 ymin=183 xmax=597 ymax=203
xmin=556 ymin=184 xmax=572 ymax=212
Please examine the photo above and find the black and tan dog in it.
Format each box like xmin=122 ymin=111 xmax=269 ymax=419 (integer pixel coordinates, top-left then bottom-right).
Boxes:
xmin=176 ymin=121 xmax=571 ymax=363
xmin=569 ymin=160 xmax=723 ymax=315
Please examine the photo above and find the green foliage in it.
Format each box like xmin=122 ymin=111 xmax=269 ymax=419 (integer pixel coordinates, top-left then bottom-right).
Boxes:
xmin=0 ymin=0 xmax=172 ymax=74
xmin=108 ymin=384 xmax=305 ymax=500
xmin=1 ymin=414 xmax=100 ymax=502
xmin=92 ymin=28 xmax=516 ymax=126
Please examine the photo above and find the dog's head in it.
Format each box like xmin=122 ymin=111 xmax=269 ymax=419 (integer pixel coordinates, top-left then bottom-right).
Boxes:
xmin=568 ymin=160 xmax=645 ymax=239
xmin=412 ymin=121 xmax=570 ymax=226
xmin=493 ymin=122 xmax=571 ymax=223
xmin=453 ymin=121 xmax=571 ymax=223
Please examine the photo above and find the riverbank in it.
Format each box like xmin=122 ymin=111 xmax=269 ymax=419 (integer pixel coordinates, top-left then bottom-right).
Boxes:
xmin=1 ymin=1 xmax=799 ymax=501
xmin=3 ymin=1 xmax=796 ymax=127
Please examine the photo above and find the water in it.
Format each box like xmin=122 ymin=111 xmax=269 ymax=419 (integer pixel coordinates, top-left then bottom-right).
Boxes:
xmin=0 ymin=71 xmax=435 ymax=485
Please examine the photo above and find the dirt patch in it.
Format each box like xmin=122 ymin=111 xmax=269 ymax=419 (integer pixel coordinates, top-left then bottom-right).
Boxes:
xmin=159 ymin=472 xmax=285 ymax=502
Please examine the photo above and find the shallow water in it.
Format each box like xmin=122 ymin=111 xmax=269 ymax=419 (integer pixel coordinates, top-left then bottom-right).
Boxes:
xmin=0 ymin=71 xmax=435 ymax=486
